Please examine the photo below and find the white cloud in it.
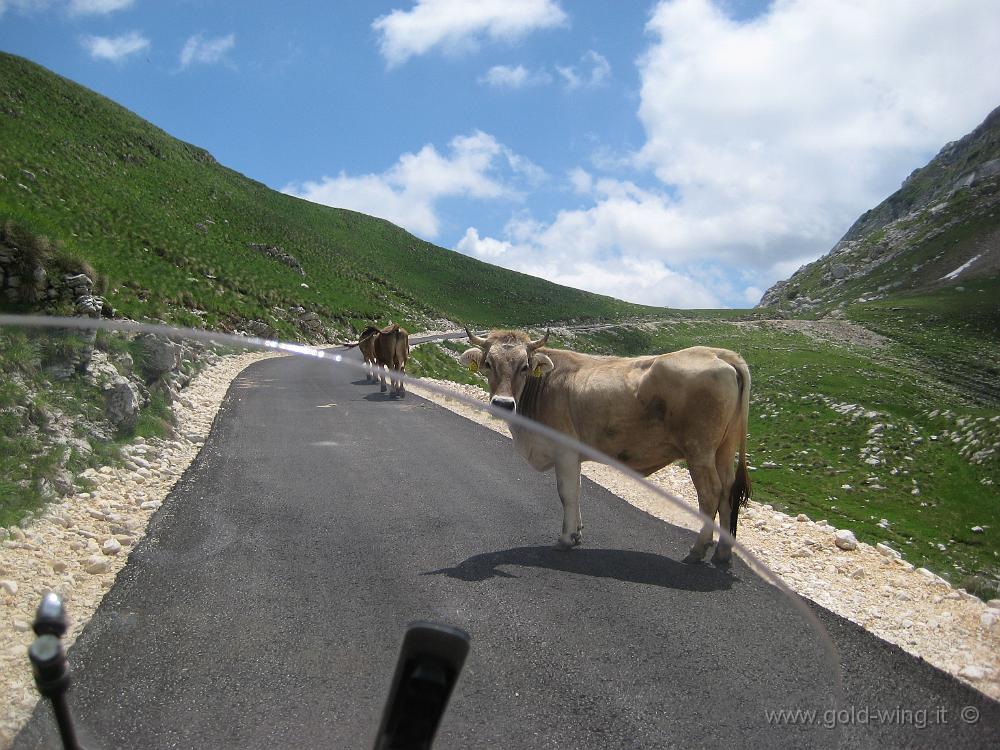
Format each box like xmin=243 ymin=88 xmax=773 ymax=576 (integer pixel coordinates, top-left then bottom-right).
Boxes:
xmin=68 ymin=0 xmax=132 ymax=15
xmin=0 ymin=0 xmax=54 ymax=16
xmin=80 ymin=30 xmax=148 ymax=62
xmin=452 ymin=176 xmax=733 ymax=307
xmin=632 ymin=0 xmax=1000 ymax=295
xmin=0 ymin=0 xmax=130 ymax=15
xmin=742 ymin=286 xmax=762 ymax=306
xmin=283 ymin=131 xmax=544 ymax=239
xmin=457 ymin=227 xmax=514 ymax=258
xmin=522 ymin=257 xmax=721 ymax=308
xmin=568 ymin=167 xmax=593 ymax=194
xmin=479 ymin=64 xmax=552 ymax=89
xmin=455 ymin=220 xmax=723 ymax=307
xmin=556 ymin=50 xmax=611 ymax=89
xmin=372 ymin=0 xmax=568 ymax=67
xmin=179 ymin=33 xmax=236 ymax=68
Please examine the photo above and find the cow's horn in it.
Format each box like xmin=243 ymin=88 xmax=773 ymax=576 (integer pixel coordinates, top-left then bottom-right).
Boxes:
xmin=465 ymin=327 xmax=488 ymax=348
xmin=528 ymin=329 xmax=550 ymax=351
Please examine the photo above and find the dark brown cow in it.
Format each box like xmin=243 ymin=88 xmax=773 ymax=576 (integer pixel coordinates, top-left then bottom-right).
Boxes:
xmin=460 ymin=328 xmax=751 ymax=563
xmin=374 ymin=323 xmax=409 ymax=397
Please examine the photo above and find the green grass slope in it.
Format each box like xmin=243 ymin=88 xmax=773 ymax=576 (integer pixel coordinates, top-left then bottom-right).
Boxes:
xmin=0 ymin=52 xmax=655 ymax=336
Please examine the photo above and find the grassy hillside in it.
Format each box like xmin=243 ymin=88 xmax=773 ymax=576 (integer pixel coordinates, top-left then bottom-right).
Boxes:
xmin=847 ymin=279 xmax=1000 ymax=406
xmin=0 ymin=52 xmax=655 ymax=337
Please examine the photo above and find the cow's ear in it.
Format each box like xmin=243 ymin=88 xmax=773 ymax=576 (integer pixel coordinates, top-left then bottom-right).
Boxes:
xmin=530 ymin=353 xmax=553 ymax=377
xmin=460 ymin=347 xmax=484 ymax=373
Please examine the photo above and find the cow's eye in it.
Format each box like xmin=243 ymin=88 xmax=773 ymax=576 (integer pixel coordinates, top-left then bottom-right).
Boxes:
xmin=520 ymin=364 xmax=529 ymax=372
xmin=482 ymin=361 xmax=491 ymax=370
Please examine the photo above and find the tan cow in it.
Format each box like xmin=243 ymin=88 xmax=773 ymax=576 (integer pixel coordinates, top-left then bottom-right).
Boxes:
xmin=342 ymin=325 xmax=381 ymax=382
xmin=374 ymin=323 xmax=410 ymax=397
xmin=460 ymin=328 xmax=751 ymax=564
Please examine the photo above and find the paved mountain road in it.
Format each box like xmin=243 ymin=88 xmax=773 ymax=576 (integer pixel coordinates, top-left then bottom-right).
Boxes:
xmin=15 ymin=347 xmax=999 ymax=748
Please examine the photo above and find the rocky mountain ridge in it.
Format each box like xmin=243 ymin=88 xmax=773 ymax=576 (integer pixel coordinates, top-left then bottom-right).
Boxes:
xmin=759 ymin=105 xmax=1000 ymax=314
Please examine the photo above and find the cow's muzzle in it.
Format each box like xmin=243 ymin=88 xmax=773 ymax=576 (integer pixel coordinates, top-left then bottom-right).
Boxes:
xmin=491 ymin=396 xmax=516 ymax=412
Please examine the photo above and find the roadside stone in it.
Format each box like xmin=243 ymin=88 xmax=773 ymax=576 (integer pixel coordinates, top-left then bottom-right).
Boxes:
xmin=101 ymin=538 xmax=122 ymax=556
xmin=876 ymin=542 xmax=901 ymax=559
xmin=959 ymin=665 xmax=986 ymax=681
xmin=83 ymin=556 xmax=111 ymax=575
xmin=980 ymin=610 xmax=999 ymax=633
xmin=835 ymin=530 xmax=858 ymax=550
xmin=0 ymin=581 xmax=17 ymax=595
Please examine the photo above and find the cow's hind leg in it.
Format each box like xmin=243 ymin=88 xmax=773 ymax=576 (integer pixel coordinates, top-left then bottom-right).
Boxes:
xmin=554 ymin=452 xmax=584 ymax=549
xmin=711 ymin=443 xmax=739 ymax=565
xmin=682 ymin=460 xmax=723 ymax=564
xmin=393 ymin=356 xmax=405 ymax=397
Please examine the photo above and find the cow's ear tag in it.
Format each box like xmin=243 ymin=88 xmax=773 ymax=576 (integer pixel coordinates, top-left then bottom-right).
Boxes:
xmin=469 ymin=361 xmax=479 ymax=374
xmin=532 ymin=364 xmax=542 ymax=377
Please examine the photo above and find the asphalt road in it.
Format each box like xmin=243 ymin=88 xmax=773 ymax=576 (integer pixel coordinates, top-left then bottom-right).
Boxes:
xmin=15 ymin=346 xmax=1000 ymax=748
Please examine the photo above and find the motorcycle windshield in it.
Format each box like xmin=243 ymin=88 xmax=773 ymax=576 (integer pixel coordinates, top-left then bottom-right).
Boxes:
xmin=0 ymin=317 xmax=996 ymax=749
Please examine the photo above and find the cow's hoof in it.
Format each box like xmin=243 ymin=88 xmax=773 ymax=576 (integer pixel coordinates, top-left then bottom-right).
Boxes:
xmin=711 ymin=548 xmax=733 ymax=567
xmin=380 ymin=386 xmax=387 ymax=392
xmin=555 ymin=532 xmax=582 ymax=549
xmin=682 ymin=551 xmax=705 ymax=565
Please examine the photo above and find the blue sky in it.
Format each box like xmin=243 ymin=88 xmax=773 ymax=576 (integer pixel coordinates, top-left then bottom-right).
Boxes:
xmin=2 ymin=0 xmax=999 ymax=308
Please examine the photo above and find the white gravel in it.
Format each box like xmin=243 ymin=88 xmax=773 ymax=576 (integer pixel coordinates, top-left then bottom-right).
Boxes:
xmin=408 ymin=377 xmax=1000 ymax=702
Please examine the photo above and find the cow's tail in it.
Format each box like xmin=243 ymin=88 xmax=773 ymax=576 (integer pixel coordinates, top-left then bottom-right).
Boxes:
xmin=729 ymin=359 xmax=752 ymax=537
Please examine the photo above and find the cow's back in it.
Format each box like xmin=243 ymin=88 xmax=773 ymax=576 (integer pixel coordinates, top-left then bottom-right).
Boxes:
xmin=526 ymin=346 xmax=744 ymax=473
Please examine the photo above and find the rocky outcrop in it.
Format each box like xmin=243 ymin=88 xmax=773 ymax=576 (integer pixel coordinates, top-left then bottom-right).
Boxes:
xmin=759 ymin=104 xmax=1000 ymax=313
xmin=0 ymin=238 xmax=115 ymax=318
xmin=137 ymin=334 xmax=179 ymax=378
xmin=287 ymin=306 xmax=333 ymax=341
xmin=247 ymin=243 xmax=305 ymax=276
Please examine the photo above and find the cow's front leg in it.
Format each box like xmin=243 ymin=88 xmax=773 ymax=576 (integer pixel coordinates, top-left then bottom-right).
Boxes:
xmin=554 ymin=452 xmax=584 ymax=549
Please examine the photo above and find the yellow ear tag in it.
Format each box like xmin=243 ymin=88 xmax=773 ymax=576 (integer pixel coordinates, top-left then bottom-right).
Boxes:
xmin=532 ymin=364 xmax=542 ymax=377
xmin=469 ymin=360 xmax=479 ymax=373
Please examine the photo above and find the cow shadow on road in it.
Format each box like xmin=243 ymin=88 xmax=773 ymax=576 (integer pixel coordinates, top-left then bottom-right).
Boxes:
xmin=424 ymin=546 xmax=734 ymax=592
xmin=363 ymin=391 xmax=404 ymax=402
